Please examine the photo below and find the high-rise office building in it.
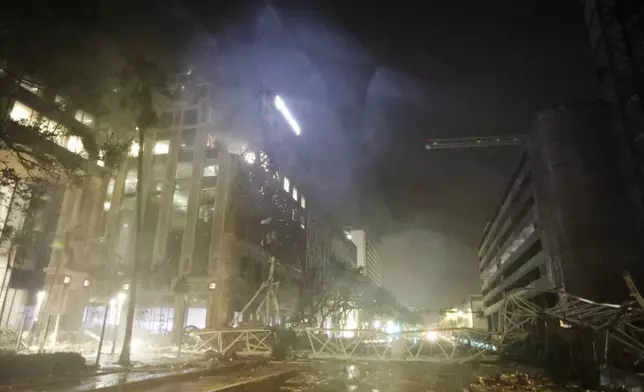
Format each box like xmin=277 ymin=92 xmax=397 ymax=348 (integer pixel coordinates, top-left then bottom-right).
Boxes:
xmin=350 ymin=229 xmax=382 ymax=287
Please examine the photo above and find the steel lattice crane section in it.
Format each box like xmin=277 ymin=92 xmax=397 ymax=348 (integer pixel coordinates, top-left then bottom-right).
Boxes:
xmin=501 ymin=286 xmax=644 ymax=366
xmin=425 ymin=135 xmax=525 ymax=150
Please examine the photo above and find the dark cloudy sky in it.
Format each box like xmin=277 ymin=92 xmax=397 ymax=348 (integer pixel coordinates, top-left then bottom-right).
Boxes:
xmin=310 ymin=0 xmax=599 ymax=309
xmin=187 ymin=0 xmax=601 ymax=309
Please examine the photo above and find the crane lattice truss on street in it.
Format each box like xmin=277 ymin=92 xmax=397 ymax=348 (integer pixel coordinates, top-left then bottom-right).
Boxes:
xmin=425 ymin=135 xmax=525 ymax=150
xmin=501 ymin=288 xmax=644 ymax=364
xmin=187 ymin=327 xmax=499 ymax=363
xmin=229 ymin=257 xmax=280 ymax=327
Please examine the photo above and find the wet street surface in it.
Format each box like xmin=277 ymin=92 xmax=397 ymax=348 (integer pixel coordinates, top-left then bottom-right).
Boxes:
xmin=137 ymin=362 xmax=297 ymax=392
xmin=12 ymin=360 xmax=566 ymax=392
xmin=279 ymin=361 xmax=563 ymax=392
xmin=135 ymin=361 xmax=563 ymax=392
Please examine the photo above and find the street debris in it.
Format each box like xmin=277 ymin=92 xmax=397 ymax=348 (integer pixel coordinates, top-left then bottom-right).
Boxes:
xmin=469 ymin=372 xmax=562 ymax=392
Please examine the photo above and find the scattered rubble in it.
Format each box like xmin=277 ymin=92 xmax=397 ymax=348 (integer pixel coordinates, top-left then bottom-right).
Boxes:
xmin=469 ymin=372 xmax=561 ymax=392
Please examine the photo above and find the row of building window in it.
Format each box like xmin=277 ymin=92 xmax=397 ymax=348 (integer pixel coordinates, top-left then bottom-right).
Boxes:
xmin=282 ymin=175 xmax=306 ymax=209
xmin=129 ymin=140 xmax=171 ymax=157
xmin=19 ymin=80 xmax=95 ymax=127
xmin=9 ymin=101 xmax=86 ymax=156
xmin=159 ymin=106 xmax=212 ymax=129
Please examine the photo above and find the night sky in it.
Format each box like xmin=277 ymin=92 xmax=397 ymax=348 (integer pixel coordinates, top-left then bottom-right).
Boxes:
xmin=274 ymin=0 xmax=599 ymax=309
xmin=176 ymin=0 xmax=601 ymax=309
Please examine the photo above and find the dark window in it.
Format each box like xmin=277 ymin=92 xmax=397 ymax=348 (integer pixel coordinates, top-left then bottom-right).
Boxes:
xmin=254 ymin=263 xmax=263 ymax=283
xmin=181 ymin=129 xmax=196 ymax=147
xmin=183 ymin=109 xmax=198 ymax=125
xmin=206 ymin=148 xmax=218 ymax=159
xmin=194 ymin=86 xmax=208 ymax=101
xmin=179 ymin=150 xmax=194 ymax=162
xmin=240 ymin=258 xmax=248 ymax=278
xmin=159 ymin=112 xmax=172 ymax=128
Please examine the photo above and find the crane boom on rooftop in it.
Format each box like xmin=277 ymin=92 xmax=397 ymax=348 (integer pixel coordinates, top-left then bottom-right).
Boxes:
xmin=425 ymin=135 xmax=525 ymax=150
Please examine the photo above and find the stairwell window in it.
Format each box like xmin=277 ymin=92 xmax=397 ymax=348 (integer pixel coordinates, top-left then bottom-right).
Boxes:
xmin=293 ymin=187 xmax=298 ymax=202
xmin=283 ymin=177 xmax=290 ymax=193
xmin=301 ymin=196 xmax=306 ymax=209
xmin=153 ymin=140 xmax=170 ymax=155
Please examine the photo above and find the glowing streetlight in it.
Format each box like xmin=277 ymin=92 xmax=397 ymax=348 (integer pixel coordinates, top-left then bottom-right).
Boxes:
xmin=425 ymin=330 xmax=438 ymax=342
xmin=110 ymin=292 xmax=128 ymax=355
xmin=34 ymin=291 xmax=46 ymax=322
xmin=208 ymin=282 xmax=217 ymax=291
xmin=274 ymin=95 xmax=301 ymax=136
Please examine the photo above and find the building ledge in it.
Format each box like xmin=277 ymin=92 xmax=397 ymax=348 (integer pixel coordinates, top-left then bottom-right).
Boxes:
xmin=484 ymin=274 xmax=552 ymax=316
xmin=483 ymin=250 xmax=547 ymax=304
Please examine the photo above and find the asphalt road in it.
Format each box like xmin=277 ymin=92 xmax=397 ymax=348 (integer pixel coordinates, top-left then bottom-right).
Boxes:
xmin=134 ymin=361 xmax=563 ymax=392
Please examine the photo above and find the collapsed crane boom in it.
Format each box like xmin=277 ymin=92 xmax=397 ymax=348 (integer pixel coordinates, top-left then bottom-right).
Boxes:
xmin=425 ymin=135 xmax=525 ymax=149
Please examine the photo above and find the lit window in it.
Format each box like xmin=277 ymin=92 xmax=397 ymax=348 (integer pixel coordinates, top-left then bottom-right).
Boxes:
xmin=55 ymin=95 xmax=68 ymax=111
xmin=243 ymin=151 xmax=256 ymax=165
xmin=10 ymin=101 xmax=36 ymax=124
xmin=203 ymin=164 xmax=218 ymax=177
xmin=20 ymin=82 xmax=40 ymax=96
xmin=106 ymin=179 xmax=115 ymax=195
xmin=283 ymin=177 xmax=290 ymax=193
xmin=74 ymin=110 xmax=95 ymax=127
xmin=129 ymin=142 xmax=140 ymax=157
xmin=293 ymin=187 xmax=298 ymax=201
xmin=97 ymin=160 xmax=105 ymax=167
xmin=65 ymin=135 xmax=86 ymax=156
xmin=153 ymin=140 xmax=170 ymax=155
xmin=260 ymin=151 xmax=270 ymax=171
xmin=124 ymin=170 xmax=138 ymax=194
xmin=42 ymin=117 xmax=67 ymax=146
xmin=301 ymin=196 xmax=306 ymax=209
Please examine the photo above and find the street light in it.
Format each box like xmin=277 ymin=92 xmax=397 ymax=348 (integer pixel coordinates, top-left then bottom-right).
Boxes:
xmin=110 ymin=292 xmax=128 ymax=355
xmin=52 ymin=276 xmax=72 ymax=351
xmin=208 ymin=282 xmax=217 ymax=291
xmin=274 ymin=95 xmax=301 ymax=136
xmin=34 ymin=291 xmax=46 ymax=322
xmin=83 ymin=279 xmax=91 ymax=288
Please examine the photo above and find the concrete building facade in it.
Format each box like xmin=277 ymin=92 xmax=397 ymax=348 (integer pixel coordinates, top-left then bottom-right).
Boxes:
xmin=479 ymin=102 xmax=644 ymax=333
xmin=0 ymin=69 xmax=355 ymax=347
xmin=350 ymin=230 xmax=382 ymax=287
xmin=0 ymin=73 xmax=109 ymax=332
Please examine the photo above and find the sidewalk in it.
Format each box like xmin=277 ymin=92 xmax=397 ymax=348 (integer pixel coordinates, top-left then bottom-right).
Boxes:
xmin=11 ymin=359 xmax=270 ymax=392
xmin=86 ymin=352 xmax=206 ymax=371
